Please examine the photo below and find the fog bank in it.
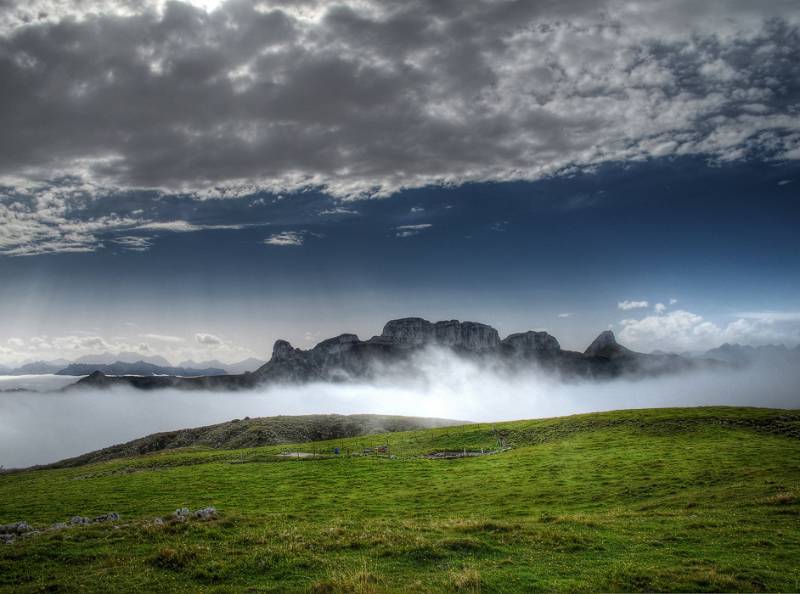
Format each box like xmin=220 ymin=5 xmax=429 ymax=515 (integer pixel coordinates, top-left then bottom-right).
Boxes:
xmin=1 ymin=351 xmax=799 ymax=468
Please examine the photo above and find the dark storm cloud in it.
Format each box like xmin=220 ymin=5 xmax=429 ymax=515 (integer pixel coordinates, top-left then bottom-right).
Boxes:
xmin=1 ymin=0 xmax=799 ymax=195
xmin=0 ymin=0 xmax=799 ymax=254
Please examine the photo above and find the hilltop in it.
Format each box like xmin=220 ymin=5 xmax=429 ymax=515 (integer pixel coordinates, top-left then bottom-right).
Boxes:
xmin=1 ymin=406 xmax=799 ymax=592
xmin=37 ymin=414 xmax=464 ymax=469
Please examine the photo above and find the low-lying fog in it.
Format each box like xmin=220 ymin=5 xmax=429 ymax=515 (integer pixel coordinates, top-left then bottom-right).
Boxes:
xmin=1 ymin=349 xmax=799 ymax=468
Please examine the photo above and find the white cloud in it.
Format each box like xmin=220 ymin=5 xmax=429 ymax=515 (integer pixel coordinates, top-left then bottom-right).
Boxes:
xmin=619 ymin=309 xmax=800 ymax=352
xmin=654 ymin=303 xmax=667 ymax=313
xmin=140 ymin=334 xmax=185 ymax=343
xmin=618 ymin=300 xmax=650 ymax=311
xmin=195 ymin=333 xmax=223 ymax=346
xmin=0 ymin=187 xmax=141 ymax=256
xmin=394 ymin=224 xmax=433 ymax=238
xmin=318 ymin=207 xmax=359 ymax=216
xmin=0 ymin=329 xmax=259 ymax=367
xmin=557 ymin=313 xmax=572 ymax=318
xmin=669 ymin=298 xmax=678 ymax=305
xmin=264 ymin=231 xmax=305 ymax=246
xmin=410 ymin=207 xmax=425 ymax=213
xmin=0 ymin=183 xmax=259 ymax=257
xmin=777 ymin=180 xmax=792 ymax=185
xmin=137 ymin=221 xmax=247 ymax=233
xmin=112 ymin=236 xmax=152 ymax=251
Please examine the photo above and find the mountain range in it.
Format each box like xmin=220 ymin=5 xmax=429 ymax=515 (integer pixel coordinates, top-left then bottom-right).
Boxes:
xmin=55 ymin=361 xmax=227 ymax=377
xmin=0 ymin=355 xmax=265 ymax=376
xmin=70 ymin=316 xmax=759 ymax=391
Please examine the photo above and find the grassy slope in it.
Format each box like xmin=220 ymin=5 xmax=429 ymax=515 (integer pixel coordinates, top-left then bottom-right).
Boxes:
xmin=1 ymin=406 xmax=799 ymax=593
xmin=39 ymin=414 xmax=463 ymax=469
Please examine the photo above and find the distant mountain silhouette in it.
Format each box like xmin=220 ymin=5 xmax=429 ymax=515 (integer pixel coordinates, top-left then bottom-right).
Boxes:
xmin=702 ymin=343 xmax=800 ymax=367
xmin=1 ymin=360 xmax=69 ymax=375
xmin=73 ymin=352 xmax=173 ymax=366
xmin=222 ymin=357 xmax=267 ymax=374
xmin=57 ymin=361 xmax=226 ymax=377
xmin=72 ymin=317 xmax=725 ymax=391
xmin=177 ymin=358 xmax=266 ymax=374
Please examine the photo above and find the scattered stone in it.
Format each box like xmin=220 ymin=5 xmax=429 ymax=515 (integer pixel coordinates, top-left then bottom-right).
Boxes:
xmin=172 ymin=507 xmax=190 ymax=520
xmin=21 ymin=530 xmax=41 ymax=538
xmin=0 ymin=534 xmax=14 ymax=545
xmin=50 ymin=522 xmax=68 ymax=531
xmin=70 ymin=516 xmax=91 ymax=526
xmin=0 ymin=521 xmax=32 ymax=534
xmin=152 ymin=518 xmax=164 ymax=526
xmin=93 ymin=512 xmax=120 ymax=523
xmin=193 ymin=507 xmax=217 ymax=520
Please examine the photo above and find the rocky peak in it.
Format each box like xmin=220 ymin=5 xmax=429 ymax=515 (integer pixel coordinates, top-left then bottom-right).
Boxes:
xmin=271 ymin=340 xmax=295 ymax=360
xmin=584 ymin=330 xmax=634 ymax=359
xmin=501 ymin=331 xmax=561 ymax=357
xmin=381 ymin=318 xmax=434 ymax=346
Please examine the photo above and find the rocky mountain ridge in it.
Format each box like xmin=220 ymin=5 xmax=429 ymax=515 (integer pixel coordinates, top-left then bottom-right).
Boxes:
xmin=73 ymin=317 xmax=719 ymax=391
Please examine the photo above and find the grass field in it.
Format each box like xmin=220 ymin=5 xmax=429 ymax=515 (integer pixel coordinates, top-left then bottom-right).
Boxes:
xmin=1 ymin=406 xmax=799 ymax=593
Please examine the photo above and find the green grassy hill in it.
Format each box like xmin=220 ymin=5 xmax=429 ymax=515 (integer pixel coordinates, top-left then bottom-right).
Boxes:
xmin=37 ymin=414 xmax=463 ymax=469
xmin=1 ymin=407 xmax=799 ymax=592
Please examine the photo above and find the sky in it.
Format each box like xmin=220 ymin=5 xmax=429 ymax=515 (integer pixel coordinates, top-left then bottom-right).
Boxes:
xmin=0 ymin=0 xmax=799 ymax=366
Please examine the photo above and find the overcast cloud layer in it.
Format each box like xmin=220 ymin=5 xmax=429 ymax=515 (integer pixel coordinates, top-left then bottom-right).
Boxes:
xmin=1 ymin=0 xmax=799 ymax=201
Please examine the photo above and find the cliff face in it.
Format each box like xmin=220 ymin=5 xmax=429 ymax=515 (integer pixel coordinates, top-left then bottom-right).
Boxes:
xmin=380 ymin=318 xmax=500 ymax=352
xmin=73 ymin=318 xmax=712 ymax=391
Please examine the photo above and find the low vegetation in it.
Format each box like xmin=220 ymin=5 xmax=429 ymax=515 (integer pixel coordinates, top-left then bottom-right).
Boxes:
xmin=1 ymin=407 xmax=799 ymax=592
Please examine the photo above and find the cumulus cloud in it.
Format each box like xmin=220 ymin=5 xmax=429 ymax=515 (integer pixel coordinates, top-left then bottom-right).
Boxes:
xmin=618 ymin=300 xmax=650 ymax=311
xmin=0 ymin=334 xmax=147 ymax=365
xmin=195 ymin=332 xmax=223 ymax=346
xmin=0 ymin=330 xmax=258 ymax=367
xmin=395 ymin=224 xmax=432 ymax=238
xmin=619 ymin=309 xmax=800 ymax=352
xmin=0 ymin=0 xmax=798 ymax=205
